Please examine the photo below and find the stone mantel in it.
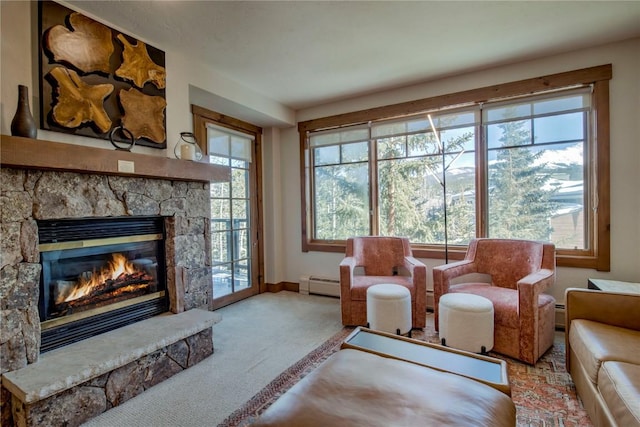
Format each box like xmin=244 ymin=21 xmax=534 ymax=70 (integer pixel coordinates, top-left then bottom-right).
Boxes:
xmin=1 ymin=135 xmax=229 ymax=183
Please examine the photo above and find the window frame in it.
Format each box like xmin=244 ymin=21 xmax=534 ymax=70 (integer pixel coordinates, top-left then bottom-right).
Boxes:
xmin=299 ymin=65 xmax=611 ymax=271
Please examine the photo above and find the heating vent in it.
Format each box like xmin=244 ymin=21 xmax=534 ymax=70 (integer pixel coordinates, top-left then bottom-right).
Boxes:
xmin=299 ymin=275 xmax=340 ymax=297
xmin=38 ymin=216 xmax=165 ymax=243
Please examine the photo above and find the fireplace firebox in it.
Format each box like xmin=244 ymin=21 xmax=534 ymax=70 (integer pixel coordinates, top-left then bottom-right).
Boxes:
xmin=38 ymin=216 xmax=168 ymax=352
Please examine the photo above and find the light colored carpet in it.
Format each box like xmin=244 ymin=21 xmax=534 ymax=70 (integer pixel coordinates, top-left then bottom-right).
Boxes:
xmin=82 ymin=292 xmax=343 ymax=427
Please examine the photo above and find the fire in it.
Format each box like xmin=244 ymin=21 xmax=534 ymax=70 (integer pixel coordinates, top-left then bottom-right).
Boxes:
xmin=59 ymin=253 xmax=140 ymax=303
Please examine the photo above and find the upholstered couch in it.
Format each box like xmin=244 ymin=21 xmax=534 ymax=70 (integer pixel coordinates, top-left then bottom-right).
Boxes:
xmin=565 ymin=288 xmax=640 ymax=427
xmin=254 ymin=348 xmax=515 ymax=427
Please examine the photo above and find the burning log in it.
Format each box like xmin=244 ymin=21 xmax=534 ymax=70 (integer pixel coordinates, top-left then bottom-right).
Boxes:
xmin=54 ymin=270 xmax=153 ymax=315
xmin=53 ymin=253 xmax=157 ymax=316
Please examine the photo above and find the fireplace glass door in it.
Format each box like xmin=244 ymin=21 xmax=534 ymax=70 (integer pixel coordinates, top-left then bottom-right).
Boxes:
xmin=40 ymin=240 xmax=163 ymax=320
xmin=38 ymin=216 xmax=168 ymax=352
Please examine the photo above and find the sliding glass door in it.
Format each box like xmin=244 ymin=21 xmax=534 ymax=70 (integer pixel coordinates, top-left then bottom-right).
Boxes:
xmin=193 ymin=107 xmax=263 ymax=308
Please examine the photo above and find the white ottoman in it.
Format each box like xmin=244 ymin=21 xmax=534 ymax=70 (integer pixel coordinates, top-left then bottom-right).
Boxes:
xmin=438 ymin=293 xmax=494 ymax=353
xmin=366 ymin=284 xmax=412 ymax=336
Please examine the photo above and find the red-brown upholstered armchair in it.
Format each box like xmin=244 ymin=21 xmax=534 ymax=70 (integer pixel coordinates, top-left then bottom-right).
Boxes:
xmin=339 ymin=236 xmax=426 ymax=329
xmin=433 ymin=238 xmax=556 ymax=364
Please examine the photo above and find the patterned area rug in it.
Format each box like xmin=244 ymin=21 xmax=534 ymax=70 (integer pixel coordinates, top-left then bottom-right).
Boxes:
xmin=218 ymin=325 xmax=592 ymax=427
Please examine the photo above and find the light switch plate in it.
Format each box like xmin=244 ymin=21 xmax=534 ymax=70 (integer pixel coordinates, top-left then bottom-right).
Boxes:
xmin=117 ymin=160 xmax=135 ymax=173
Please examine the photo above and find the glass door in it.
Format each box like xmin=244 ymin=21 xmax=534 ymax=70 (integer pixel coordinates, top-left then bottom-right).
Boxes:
xmin=199 ymin=117 xmax=262 ymax=308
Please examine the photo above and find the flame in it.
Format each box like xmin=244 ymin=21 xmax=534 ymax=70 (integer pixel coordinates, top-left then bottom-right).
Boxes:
xmin=59 ymin=253 xmax=139 ymax=303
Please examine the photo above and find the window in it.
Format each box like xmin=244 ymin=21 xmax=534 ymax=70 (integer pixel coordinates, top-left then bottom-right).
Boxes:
xmin=485 ymin=89 xmax=591 ymax=249
xmin=299 ymin=65 xmax=611 ymax=270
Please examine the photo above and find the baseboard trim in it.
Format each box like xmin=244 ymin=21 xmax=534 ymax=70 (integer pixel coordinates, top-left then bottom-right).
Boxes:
xmin=265 ymin=282 xmax=299 ymax=293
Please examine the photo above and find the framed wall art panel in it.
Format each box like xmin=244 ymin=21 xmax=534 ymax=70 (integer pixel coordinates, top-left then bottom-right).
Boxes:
xmin=38 ymin=1 xmax=167 ymax=148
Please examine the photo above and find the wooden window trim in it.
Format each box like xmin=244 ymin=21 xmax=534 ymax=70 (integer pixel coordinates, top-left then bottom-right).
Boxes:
xmin=299 ymin=65 xmax=611 ymax=271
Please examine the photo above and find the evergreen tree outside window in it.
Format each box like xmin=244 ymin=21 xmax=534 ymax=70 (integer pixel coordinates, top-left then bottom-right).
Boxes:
xmin=485 ymin=91 xmax=590 ymax=249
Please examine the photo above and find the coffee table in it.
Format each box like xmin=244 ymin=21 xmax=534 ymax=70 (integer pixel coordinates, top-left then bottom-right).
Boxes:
xmin=342 ymin=327 xmax=511 ymax=395
xmin=587 ymin=278 xmax=640 ymax=294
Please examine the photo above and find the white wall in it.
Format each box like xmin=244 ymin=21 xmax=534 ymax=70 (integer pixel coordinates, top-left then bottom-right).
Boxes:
xmin=268 ymin=38 xmax=640 ymax=304
xmin=0 ymin=1 xmax=293 ymax=157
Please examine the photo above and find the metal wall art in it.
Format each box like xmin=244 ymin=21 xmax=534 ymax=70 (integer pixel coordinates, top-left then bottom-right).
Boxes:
xmin=39 ymin=1 xmax=167 ymax=149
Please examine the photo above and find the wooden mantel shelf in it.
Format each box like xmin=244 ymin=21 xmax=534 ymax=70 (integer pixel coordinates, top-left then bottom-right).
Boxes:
xmin=0 ymin=135 xmax=229 ymax=183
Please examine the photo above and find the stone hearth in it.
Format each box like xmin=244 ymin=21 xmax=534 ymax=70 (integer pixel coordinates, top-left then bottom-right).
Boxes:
xmin=0 ymin=159 xmax=220 ymax=426
xmin=3 ymin=309 xmax=220 ymax=427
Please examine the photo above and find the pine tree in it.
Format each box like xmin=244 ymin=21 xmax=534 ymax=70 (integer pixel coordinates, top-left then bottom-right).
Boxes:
xmin=314 ymin=162 xmax=369 ymax=239
xmin=488 ymin=119 xmax=557 ymax=240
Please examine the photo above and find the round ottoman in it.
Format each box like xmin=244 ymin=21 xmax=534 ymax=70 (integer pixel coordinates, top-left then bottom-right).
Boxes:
xmin=366 ymin=284 xmax=412 ymax=336
xmin=438 ymin=293 xmax=494 ymax=353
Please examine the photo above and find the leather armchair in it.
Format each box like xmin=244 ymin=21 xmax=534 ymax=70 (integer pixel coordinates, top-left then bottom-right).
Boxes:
xmin=339 ymin=236 xmax=426 ymax=329
xmin=433 ymin=238 xmax=556 ymax=364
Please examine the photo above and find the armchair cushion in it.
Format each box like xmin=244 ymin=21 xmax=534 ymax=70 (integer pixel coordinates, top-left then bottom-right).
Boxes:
xmin=351 ymin=276 xmax=414 ymax=301
xmin=450 ymin=284 xmax=555 ymax=329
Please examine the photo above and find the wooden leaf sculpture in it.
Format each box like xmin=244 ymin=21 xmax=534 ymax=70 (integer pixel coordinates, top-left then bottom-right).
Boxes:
xmin=120 ymin=88 xmax=167 ymax=143
xmin=115 ymin=34 xmax=166 ymax=89
xmin=45 ymin=12 xmax=114 ymax=73
xmin=48 ymin=67 xmax=114 ymax=133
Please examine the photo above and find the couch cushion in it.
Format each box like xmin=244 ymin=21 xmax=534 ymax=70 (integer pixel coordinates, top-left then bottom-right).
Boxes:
xmin=598 ymin=361 xmax=640 ymax=427
xmin=569 ymin=319 xmax=640 ymax=384
xmin=254 ymin=348 xmax=515 ymax=427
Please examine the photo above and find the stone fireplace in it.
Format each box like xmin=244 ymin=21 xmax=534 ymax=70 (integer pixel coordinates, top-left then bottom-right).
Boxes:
xmin=0 ymin=135 xmax=229 ymax=426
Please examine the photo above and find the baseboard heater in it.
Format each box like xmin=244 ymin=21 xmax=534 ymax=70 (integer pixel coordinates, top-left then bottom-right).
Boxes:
xmin=299 ymin=275 xmax=340 ymax=297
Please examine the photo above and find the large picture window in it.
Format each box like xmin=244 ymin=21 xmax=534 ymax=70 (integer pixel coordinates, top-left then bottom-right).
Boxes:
xmin=299 ymin=65 xmax=611 ymax=270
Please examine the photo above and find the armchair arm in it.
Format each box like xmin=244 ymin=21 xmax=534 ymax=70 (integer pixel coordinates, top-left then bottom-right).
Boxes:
xmin=516 ymin=269 xmax=555 ymax=308
xmin=403 ymin=256 xmax=427 ymax=306
xmin=432 ymin=260 xmax=476 ymax=296
xmin=339 ymin=256 xmax=356 ymax=295
xmin=339 ymin=257 xmax=357 ymax=325
xmin=432 ymin=260 xmax=476 ymax=332
xmin=514 ymin=269 xmax=555 ymax=364
xmin=403 ymin=256 xmax=426 ymax=276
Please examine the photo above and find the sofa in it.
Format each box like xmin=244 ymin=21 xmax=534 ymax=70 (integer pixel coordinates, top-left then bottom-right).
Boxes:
xmin=565 ymin=288 xmax=640 ymax=427
xmin=254 ymin=348 xmax=515 ymax=426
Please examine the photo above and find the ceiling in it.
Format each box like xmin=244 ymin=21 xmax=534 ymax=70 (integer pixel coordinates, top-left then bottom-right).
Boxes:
xmin=70 ymin=1 xmax=640 ymax=112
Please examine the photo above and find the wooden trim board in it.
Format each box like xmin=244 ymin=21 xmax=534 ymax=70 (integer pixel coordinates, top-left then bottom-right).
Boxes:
xmin=1 ymin=135 xmax=229 ymax=183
